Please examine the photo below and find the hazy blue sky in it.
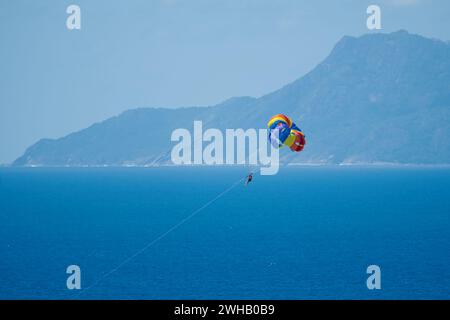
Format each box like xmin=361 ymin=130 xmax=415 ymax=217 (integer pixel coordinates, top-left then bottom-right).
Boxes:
xmin=1 ymin=0 xmax=450 ymax=163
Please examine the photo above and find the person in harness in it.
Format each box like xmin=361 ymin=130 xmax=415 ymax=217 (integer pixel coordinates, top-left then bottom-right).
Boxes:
xmin=245 ymin=173 xmax=253 ymax=186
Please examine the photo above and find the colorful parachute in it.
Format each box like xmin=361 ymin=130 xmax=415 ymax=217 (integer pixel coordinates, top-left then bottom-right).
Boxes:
xmin=267 ymin=114 xmax=306 ymax=152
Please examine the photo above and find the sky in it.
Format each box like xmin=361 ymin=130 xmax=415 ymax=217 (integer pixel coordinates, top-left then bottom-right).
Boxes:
xmin=1 ymin=0 xmax=450 ymax=164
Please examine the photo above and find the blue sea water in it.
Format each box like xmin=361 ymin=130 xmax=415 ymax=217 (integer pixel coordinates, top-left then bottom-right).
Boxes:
xmin=0 ymin=166 xmax=449 ymax=299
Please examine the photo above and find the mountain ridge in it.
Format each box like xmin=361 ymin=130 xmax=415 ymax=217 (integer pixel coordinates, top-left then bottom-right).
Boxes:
xmin=13 ymin=30 xmax=450 ymax=166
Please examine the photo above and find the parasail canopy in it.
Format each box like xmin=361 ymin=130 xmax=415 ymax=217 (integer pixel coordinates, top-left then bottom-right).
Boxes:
xmin=267 ymin=114 xmax=306 ymax=152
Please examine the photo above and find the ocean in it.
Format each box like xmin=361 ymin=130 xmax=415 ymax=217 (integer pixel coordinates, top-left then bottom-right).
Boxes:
xmin=0 ymin=166 xmax=449 ymax=299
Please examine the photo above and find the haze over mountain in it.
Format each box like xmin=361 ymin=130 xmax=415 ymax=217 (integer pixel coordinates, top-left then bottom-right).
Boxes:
xmin=13 ymin=30 xmax=450 ymax=166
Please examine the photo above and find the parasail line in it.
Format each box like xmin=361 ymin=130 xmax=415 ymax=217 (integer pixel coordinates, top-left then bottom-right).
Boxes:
xmin=74 ymin=175 xmax=246 ymax=298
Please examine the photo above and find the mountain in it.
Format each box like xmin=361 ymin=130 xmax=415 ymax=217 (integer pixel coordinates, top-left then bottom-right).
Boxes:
xmin=13 ymin=30 xmax=450 ymax=166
